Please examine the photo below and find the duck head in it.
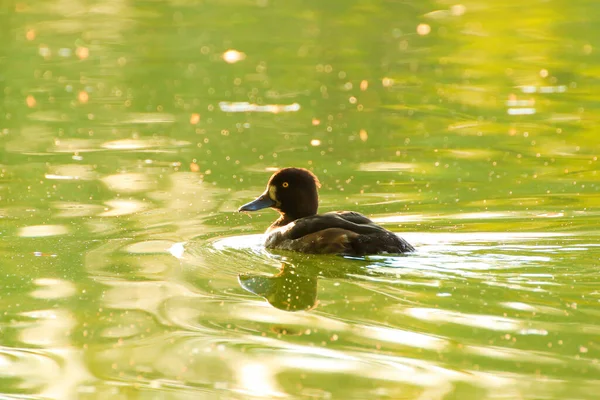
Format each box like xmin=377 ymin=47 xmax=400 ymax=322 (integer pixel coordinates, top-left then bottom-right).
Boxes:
xmin=238 ymin=167 xmax=321 ymax=221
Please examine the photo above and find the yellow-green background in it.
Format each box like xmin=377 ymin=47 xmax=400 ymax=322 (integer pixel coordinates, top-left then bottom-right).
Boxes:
xmin=1 ymin=0 xmax=599 ymax=399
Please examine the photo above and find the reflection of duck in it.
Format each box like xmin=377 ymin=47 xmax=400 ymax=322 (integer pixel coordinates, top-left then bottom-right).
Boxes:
xmin=238 ymin=168 xmax=414 ymax=255
xmin=238 ymin=256 xmax=385 ymax=312
xmin=239 ymin=263 xmax=318 ymax=311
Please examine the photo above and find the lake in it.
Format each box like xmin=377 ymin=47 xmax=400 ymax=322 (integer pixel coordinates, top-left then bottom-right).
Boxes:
xmin=1 ymin=0 xmax=599 ymax=399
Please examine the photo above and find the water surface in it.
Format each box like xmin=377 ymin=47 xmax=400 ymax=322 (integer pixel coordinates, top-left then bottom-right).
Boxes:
xmin=1 ymin=0 xmax=600 ymax=399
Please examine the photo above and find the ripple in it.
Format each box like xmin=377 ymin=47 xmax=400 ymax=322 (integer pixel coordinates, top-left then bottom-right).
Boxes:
xmin=74 ymin=230 xmax=600 ymax=399
xmin=0 ymin=347 xmax=62 ymax=393
xmin=358 ymin=325 xmax=447 ymax=351
xmin=19 ymin=309 xmax=76 ymax=347
xmin=53 ymin=202 xmax=104 ymax=218
xmin=212 ymin=234 xmax=264 ymax=252
xmin=406 ymin=308 xmax=521 ymax=332
xmin=124 ymin=240 xmax=181 ymax=254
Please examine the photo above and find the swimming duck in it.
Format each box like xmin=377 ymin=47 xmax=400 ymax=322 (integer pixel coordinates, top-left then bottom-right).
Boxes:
xmin=238 ymin=168 xmax=414 ymax=255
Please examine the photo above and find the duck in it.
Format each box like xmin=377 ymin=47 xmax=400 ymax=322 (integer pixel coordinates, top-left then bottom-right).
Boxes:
xmin=238 ymin=167 xmax=414 ymax=255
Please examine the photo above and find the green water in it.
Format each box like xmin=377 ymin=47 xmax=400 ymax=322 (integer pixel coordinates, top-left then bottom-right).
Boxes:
xmin=1 ymin=0 xmax=600 ymax=398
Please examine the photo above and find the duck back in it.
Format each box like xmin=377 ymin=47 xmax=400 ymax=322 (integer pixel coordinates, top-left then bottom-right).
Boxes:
xmin=264 ymin=211 xmax=414 ymax=255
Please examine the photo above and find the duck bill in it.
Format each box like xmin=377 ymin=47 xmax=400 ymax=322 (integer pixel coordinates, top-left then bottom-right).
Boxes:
xmin=238 ymin=193 xmax=275 ymax=212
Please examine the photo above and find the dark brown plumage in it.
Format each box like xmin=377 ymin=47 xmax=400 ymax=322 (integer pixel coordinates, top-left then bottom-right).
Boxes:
xmin=238 ymin=168 xmax=414 ymax=256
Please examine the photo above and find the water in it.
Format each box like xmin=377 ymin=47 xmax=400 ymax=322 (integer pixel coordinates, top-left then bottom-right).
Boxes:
xmin=1 ymin=0 xmax=600 ymax=398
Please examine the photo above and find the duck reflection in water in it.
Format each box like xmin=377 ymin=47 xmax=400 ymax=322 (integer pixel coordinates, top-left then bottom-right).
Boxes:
xmin=238 ymin=256 xmax=377 ymax=312
xmin=239 ymin=262 xmax=318 ymax=311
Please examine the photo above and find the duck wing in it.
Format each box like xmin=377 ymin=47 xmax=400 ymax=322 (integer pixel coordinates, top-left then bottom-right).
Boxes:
xmin=286 ymin=213 xmax=386 ymax=240
xmin=328 ymin=211 xmax=374 ymax=225
xmin=279 ymin=212 xmax=414 ymax=255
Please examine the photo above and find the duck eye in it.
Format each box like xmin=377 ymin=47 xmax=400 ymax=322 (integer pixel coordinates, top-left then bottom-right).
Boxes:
xmin=282 ymin=182 xmax=289 ymax=188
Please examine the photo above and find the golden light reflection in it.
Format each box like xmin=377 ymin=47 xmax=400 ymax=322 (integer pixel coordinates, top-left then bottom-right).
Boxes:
xmin=417 ymin=23 xmax=431 ymax=35
xmin=101 ymin=172 xmax=154 ymax=193
xmin=507 ymin=107 xmax=535 ymax=115
xmin=18 ymin=225 xmax=69 ymax=237
xmin=50 ymin=138 xmax=99 ymax=153
xmin=231 ymin=302 xmax=348 ymax=330
xmin=500 ymin=302 xmax=536 ymax=311
xmin=45 ymin=164 xmax=97 ymax=181
xmin=237 ymin=362 xmax=283 ymax=398
xmin=101 ymin=137 xmax=189 ymax=150
xmin=76 ymin=46 xmax=89 ymax=59
xmin=44 ymin=174 xmax=80 ymax=180
xmin=101 ymin=139 xmax=150 ymax=150
xmin=357 ymin=162 xmax=416 ymax=171
xmin=99 ymin=199 xmax=148 ymax=217
xmin=17 ymin=306 xmax=93 ymax=399
xmin=31 ymin=278 xmax=76 ymax=300
xmin=451 ymin=4 xmax=467 ymax=16
xmin=38 ymin=44 xmax=51 ymax=58
xmin=359 ymin=129 xmax=368 ymax=142
xmin=382 ymin=77 xmax=394 ymax=87
xmin=219 ymin=101 xmax=300 ymax=113
xmin=78 ymin=91 xmax=89 ymax=103
xmin=273 ymin=345 xmax=461 ymax=389
xmin=26 ymin=95 xmax=36 ymax=107
xmin=40 ymin=348 xmax=94 ymax=400
xmin=465 ymin=345 xmax=560 ymax=364
xmin=168 ymin=242 xmax=186 ymax=259
xmin=19 ymin=309 xmax=75 ymax=347
xmin=446 ymin=148 xmax=493 ymax=158
xmin=212 ymin=234 xmax=263 ymax=251
xmin=98 ymin=280 xmax=201 ymax=316
xmin=222 ymin=49 xmax=246 ymax=63
xmin=280 ymin=355 xmax=363 ymax=380
xmin=359 ymin=325 xmax=448 ymax=351
xmin=424 ymin=5 xmax=466 ymax=20
xmin=501 ymin=301 xmax=564 ymax=316
xmin=446 ymin=211 xmax=514 ymax=220
xmin=121 ymin=113 xmax=176 ymax=124
xmin=406 ymin=308 xmax=521 ymax=332
xmin=518 ymin=85 xmax=567 ymax=93
xmin=124 ymin=240 xmax=179 ymax=254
